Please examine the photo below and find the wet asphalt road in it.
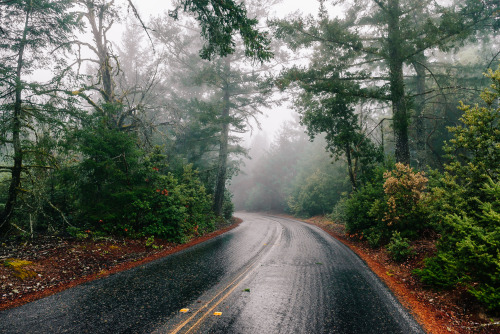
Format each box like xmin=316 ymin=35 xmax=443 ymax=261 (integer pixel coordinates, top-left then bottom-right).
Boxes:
xmin=0 ymin=213 xmax=425 ymax=334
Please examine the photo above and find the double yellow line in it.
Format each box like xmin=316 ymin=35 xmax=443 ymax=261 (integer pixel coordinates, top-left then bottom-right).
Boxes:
xmin=170 ymin=223 xmax=282 ymax=334
xmin=170 ymin=263 xmax=254 ymax=334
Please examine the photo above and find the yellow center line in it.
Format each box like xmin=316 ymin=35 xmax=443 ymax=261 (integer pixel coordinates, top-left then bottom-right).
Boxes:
xmin=184 ymin=274 xmax=248 ymax=334
xmin=169 ymin=259 xmax=257 ymax=334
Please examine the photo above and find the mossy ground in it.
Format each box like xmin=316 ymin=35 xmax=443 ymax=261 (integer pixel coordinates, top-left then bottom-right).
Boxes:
xmin=2 ymin=259 xmax=38 ymax=280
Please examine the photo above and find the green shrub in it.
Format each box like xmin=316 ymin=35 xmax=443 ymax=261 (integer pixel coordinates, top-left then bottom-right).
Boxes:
xmin=69 ymin=121 xmax=146 ymax=229
xmin=288 ymin=168 xmax=347 ymax=217
xmin=420 ymin=179 xmax=500 ymax=310
xmin=136 ymin=165 xmax=215 ymax=243
xmin=415 ymin=252 xmax=462 ymax=288
xmin=416 ymin=197 xmax=500 ymax=311
xmin=342 ymin=161 xmax=431 ymax=245
xmin=365 ymin=228 xmax=383 ymax=248
xmin=56 ymin=131 xmax=216 ymax=243
xmin=416 ymin=67 xmax=500 ymax=312
xmin=329 ymin=195 xmax=348 ymax=223
xmin=421 ymin=169 xmax=468 ymax=229
xmin=66 ymin=226 xmax=89 ymax=240
xmin=223 ymin=191 xmax=234 ymax=220
xmin=386 ymin=231 xmax=414 ymax=262
xmin=343 ymin=165 xmax=386 ymax=238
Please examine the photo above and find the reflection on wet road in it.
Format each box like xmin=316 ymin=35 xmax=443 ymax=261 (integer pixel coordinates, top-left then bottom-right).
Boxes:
xmin=0 ymin=213 xmax=424 ymax=334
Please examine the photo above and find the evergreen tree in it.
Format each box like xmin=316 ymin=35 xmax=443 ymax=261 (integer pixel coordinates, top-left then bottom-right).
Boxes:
xmin=206 ymin=53 xmax=276 ymax=216
xmin=150 ymin=15 xmax=222 ymax=176
xmin=167 ymin=0 xmax=273 ymax=62
xmin=297 ymin=92 xmax=382 ymax=190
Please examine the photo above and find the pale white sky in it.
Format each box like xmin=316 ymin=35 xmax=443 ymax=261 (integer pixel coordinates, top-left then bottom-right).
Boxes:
xmin=133 ymin=0 xmax=321 ymax=19
xmin=123 ymin=0 xmax=324 ymax=144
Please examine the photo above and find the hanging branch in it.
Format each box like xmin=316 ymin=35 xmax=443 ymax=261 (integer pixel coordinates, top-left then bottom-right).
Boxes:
xmin=126 ymin=0 xmax=155 ymax=52
xmin=485 ymin=49 xmax=500 ymax=72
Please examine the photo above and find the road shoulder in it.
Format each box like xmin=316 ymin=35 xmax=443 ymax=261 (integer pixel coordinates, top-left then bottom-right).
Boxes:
xmin=0 ymin=218 xmax=242 ymax=311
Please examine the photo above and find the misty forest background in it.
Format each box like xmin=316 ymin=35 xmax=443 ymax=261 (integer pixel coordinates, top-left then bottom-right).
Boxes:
xmin=0 ymin=0 xmax=499 ymax=311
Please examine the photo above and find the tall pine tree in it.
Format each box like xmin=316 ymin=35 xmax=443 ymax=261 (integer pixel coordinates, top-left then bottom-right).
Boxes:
xmin=0 ymin=0 xmax=82 ymax=236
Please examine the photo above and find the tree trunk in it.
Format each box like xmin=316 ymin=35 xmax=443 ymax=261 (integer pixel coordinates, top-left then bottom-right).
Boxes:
xmin=412 ymin=57 xmax=427 ymax=169
xmin=387 ymin=0 xmax=410 ymax=165
xmin=213 ymin=58 xmax=231 ymax=216
xmin=0 ymin=6 xmax=30 ymax=236
xmin=84 ymin=2 xmax=117 ymax=126
xmin=345 ymin=143 xmax=357 ymax=192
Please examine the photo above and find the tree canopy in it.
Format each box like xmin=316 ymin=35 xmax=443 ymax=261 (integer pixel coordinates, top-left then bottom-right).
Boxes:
xmin=272 ymin=0 xmax=498 ymax=164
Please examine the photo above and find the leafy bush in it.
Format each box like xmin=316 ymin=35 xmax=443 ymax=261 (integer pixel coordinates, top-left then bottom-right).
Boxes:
xmin=342 ymin=164 xmax=387 ymax=238
xmin=341 ymin=160 xmax=432 ymax=246
xmin=288 ymin=168 xmax=347 ymax=217
xmin=421 ymin=169 xmax=469 ymax=229
xmin=55 ymin=126 xmax=216 ymax=243
xmin=66 ymin=226 xmax=89 ymax=240
xmin=329 ymin=195 xmax=348 ymax=223
xmin=382 ymin=163 xmax=429 ymax=238
xmin=343 ymin=162 xmax=430 ymax=243
xmin=386 ymin=231 xmax=414 ymax=262
xmin=70 ymin=121 xmax=146 ymax=229
xmin=137 ymin=165 xmax=215 ymax=243
xmin=417 ymin=179 xmax=500 ymax=311
xmin=444 ymin=69 xmax=500 ymax=204
xmin=223 ymin=191 xmax=234 ymax=220
xmin=365 ymin=228 xmax=383 ymax=248
xmin=415 ymin=251 xmax=461 ymax=288
xmin=344 ymin=182 xmax=384 ymax=233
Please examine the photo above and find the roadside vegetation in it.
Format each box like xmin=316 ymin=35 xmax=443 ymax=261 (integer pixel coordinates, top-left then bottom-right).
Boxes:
xmin=345 ymin=68 xmax=500 ymax=315
xmin=232 ymin=66 xmax=500 ymax=333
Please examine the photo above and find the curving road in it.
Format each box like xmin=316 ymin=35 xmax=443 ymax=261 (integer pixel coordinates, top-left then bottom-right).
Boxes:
xmin=0 ymin=213 xmax=424 ymax=334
